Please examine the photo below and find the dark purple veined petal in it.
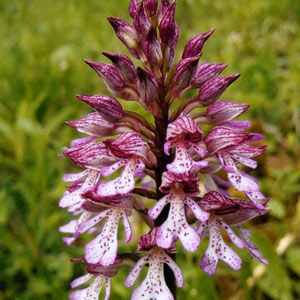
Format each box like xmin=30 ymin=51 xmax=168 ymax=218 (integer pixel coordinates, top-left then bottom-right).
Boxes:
xmin=76 ymin=94 xmax=123 ymax=122
xmin=199 ymin=74 xmax=240 ymax=106
xmin=105 ymin=132 xmax=149 ymax=159
xmin=205 ymin=126 xmax=251 ymax=154
xmin=86 ymin=257 xmax=123 ymax=278
xmin=61 ymin=142 xmax=116 ymax=170
xmin=167 ymin=115 xmax=203 ymax=142
xmin=192 ymin=62 xmax=227 ymax=87
xmin=157 ymin=0 xmax=171 ymax=24
xmin=206 ymin=100 xmax=249 ymax=124
xmin=160 ymin=171 xmax=199 ymax=195
xmin=66 ymin=113 xmax=115 ymax=137
xmin=182 ymin=29 xmax=215 ymax=59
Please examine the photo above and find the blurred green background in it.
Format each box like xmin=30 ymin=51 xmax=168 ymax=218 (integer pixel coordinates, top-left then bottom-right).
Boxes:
xmin=0 ymin=0 xmax=300 ymax=299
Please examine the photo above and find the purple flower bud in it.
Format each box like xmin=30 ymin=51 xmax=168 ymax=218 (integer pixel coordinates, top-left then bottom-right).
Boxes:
xmin=206 ymin=100 xmax=250 ymax=124
xmin=142 ymin=26 xmax=163 ymax=67
xmin=133 ymin=3 xmax=151 ymax=36
xmin=66 ymin=113 xmax=115 ymax=137
xmin=128 ymin=0 xmax=140 ymax=18
xmin=173 ymin=55 xmax=200 ymax=90
xmin=157 ymin=0 xmax=171 ymax=24
xmin=76 ymin=94 xmax=123 ymax=122
xmin=136 ymin=67 xmax=159 ymax=114
xmin=144 ymin=0 xmax=158 ymax=17
xmin=102 ymin=52 xmax=137 ymax=83
xmin=199 ymin=74 xmax=240 ymax=106
xmin=108 ymin=17 xmax=140 ymax=58
xmin=84 ymin=60 xmax=125 ymax=90
xmin=159 ymin=1 xmax=177 ymax=47
xmin=182 ymin=29 xmax=215 ymax=59
xmin=192 ymin=62 xmax=227 ymax=87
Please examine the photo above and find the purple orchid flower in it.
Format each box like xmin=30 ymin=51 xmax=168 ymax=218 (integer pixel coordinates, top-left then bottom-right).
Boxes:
xmin=60 ymin=1 xmax=269 ymax=299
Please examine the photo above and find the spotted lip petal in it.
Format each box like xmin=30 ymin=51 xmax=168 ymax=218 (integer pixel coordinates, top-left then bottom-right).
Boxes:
xmin=124 ymin=247 xmax=183 ymax=300
xmin=84 ymin=208 xmax=131 ymax=266
xmin=66 ymin=113 xmax=115 ymax=137
xmin=97 ymin=157 xmax=145 ymax=197
xmin=166 ymin=141 xmax=208 ymax=174
xmin=76 ymin=94 xmax=123 ymax=123
xmin=198 ymin=220 xmax=243 ymax=275
xmin=182 ymin=29 xmax=215 ymax=59
xmin=199 ymin=74 xmax=240 ymax=106
xmin=70 ymin=275 xmax=110 ymax=300
xmin=192 ymin=62 xmax=227 ymax=87
xmin=148 ymin=190 xmax=209 ymax=252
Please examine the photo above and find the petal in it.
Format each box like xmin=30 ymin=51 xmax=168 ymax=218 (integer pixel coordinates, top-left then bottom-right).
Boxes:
xmin=104 ymin=279 xmax=111 ymax=300
xmin=121 ymin=211 xmax=132 ymax=243
xmin=164 ymin=254 xmax=184 ymax=288
xmin=124 ymin=255 xmax=150 ymax=287
xmin=70 ymin=276 xmax=105 ymax=300
xmin=97 ymin=158 xmax=144 ymax=197
xmin=63 ymin=170 xmax=89 ymax=182
xmin=71 ymin=274 xmax=93 ymax=289
xmin=237 ymin=226 xmax=268 ymax=264
xmin=106 ymin=132 xmax=149 ymax=159
xmin=101 ymin=160 xmax=127 ymax=177
xmin=66 ymin=113 xmax=115 ymax=137
xmin=220 ymin=220 xmax=245 ymax=248
xmin=148 ymin=194 xmax=170 ymax=219
xmin=60 ymin=220 xmax=78 ymax=234
xmin=77 ymin=210 xmax=110 ymax=234
xmin=85 ymin=209 xmax=121 ymax=266
xmin=228 ymin=168 xmax=259 ymax=192
xmin=184 ymin=196 xmax=209 ymax=222
xmin=167 ymin=115 xmax=203 ymax=142
xmin=231 ymin=154 xmax=257 ymax=169
xmin=200 ymin=221 xmax=242 ymax=275
xmin=167 ymin=142 xmax=207 ymax=174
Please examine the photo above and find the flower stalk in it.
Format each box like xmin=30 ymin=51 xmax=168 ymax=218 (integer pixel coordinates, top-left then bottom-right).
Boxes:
xmin=59 ymin=1 xmax=269 ymax=299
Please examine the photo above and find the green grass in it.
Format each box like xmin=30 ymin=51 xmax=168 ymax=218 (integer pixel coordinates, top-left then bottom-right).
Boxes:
xmin=0 ymin=0 xmax=300 ymax=299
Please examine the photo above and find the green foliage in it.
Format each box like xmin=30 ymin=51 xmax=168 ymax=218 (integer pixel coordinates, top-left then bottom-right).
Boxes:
xmin=0 ymin=0 xmax=299 ymax=299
